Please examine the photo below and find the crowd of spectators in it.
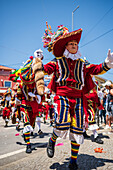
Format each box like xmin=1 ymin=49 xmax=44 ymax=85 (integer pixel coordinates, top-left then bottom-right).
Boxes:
xmin=99 ymin=80 xmax=113 ymax=131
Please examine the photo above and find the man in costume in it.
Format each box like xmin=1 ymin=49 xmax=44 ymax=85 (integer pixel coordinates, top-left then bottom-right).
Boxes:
xmin=11 ymin=83 xmax=22 ymax=130
xmin=9 ymin=56 xmax=43 ymax=153
xmin=33 ymin=22 xmax=113 ymax=169
xmin=1 ymin=88 xmax=12 ymax=127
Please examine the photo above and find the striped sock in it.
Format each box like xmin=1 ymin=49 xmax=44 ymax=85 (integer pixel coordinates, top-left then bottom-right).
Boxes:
xmin=16 ymin=121 xmax=19 ymax=127
xmin=24 ymin=131 xmax=30 ymax=145
xmin=50 ymin=131 xmax=58 ymax=143
xmin=70 ymin=141 xmax=80 ymax=163
xmin=16 ymin=118 xmax=19 ymax=126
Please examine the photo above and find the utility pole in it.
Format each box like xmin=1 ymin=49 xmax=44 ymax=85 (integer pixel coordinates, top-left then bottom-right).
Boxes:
xmin=72 ymin=5 xmax=79 ymax=31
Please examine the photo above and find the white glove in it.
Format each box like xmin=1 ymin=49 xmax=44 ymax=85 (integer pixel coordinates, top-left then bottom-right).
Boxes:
xmin=105 ymin=49 xmax=113 ymax=68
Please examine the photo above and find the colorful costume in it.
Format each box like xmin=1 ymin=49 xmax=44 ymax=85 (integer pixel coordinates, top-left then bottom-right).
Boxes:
xmin=43 ymin=56 xmax=109 ymax=139
xmin=33 ymin=22 xmax=112 ymax=169
xmin=11 ymin=84 xmax=22 ymax=130
xmin=9 ymin=56 xmax=43 ymax=153
xmin=2 ymin=88 xmax=12 ymax=127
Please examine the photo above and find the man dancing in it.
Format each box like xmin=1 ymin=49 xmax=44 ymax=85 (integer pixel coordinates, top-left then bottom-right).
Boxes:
xmin=33 ymin=23 xmax=113 ymax=169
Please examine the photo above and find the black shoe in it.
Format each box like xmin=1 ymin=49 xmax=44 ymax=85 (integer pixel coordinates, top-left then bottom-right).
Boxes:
xmin=26 ymin=144 xmax=32 ymax=153
xmin=47 ymin=138 xmax=55 ymax=158
xmin=68 ymin=162 xmax=78 ymax=170
xmin=16 ymin=125 xmax=20 ymax=131
xmin=4 ymin=121 xmax=8 ymax=127
xmin=38 ymin=129 xmax=43 ymax=135
xmin=94 ymin=136 xmax=104 ymax=144
xmin=83 ymin=131 xmax=90 ymax=139
xmin=4 ymin=124 xmax=8 ymax=127
xmin=31 ymin=132 xmax=34 ymax=136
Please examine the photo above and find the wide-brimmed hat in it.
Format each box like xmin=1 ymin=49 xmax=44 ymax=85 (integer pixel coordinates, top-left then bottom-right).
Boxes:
xmin=4 ymin=88 xmax=12 ymax=96
xmin=9 ymin=56 xmax=35 ymax=85
xmin=53 ymin=28 xmax=82 ymax=57
xmin=42 ymin=22 xmax=82 ymax=57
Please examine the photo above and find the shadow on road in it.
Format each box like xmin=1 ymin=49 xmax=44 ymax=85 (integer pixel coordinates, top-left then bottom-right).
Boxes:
xmin=49 ymin=154 xmax=113 ymax=170
xmin=16 ymin=141 xmax=47 ymax=150
xmin=3 ymin=124 xmax=16 ymax=128
xmin=98 ymin=133 xmax=110 ymax=139
xmin=31 ymin=132 xmax=52 ymax=139
xmin=90 ymin=133 xmax=110 ymax=142
xmin=31 ymin=142 xmax=47 ymax=149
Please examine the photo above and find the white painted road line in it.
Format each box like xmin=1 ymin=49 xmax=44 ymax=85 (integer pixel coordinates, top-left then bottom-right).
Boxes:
xmin=0 ymin=148 xmax=25 ymax=159
xmin=0 ymin=142 xmax=48 ymax=160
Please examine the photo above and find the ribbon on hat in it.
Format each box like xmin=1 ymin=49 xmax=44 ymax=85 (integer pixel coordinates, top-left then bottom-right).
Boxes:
xmin=42 ymin=21 xmax=69 ymax=52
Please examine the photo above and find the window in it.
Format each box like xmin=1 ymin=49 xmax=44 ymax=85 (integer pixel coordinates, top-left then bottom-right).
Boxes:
xmin=4 ymin=81 xmax=12 ymax=88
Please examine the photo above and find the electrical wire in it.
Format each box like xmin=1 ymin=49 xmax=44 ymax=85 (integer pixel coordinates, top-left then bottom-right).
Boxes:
xmin=6 ymin=63 xmax=23 ymax=66
xmin=82 ymin=6 xmax=113 ymax=42
xmin=0 ymin=45 xmax=29 ymax=55
xmin=80 ymin=28 xmax=113 ymax=48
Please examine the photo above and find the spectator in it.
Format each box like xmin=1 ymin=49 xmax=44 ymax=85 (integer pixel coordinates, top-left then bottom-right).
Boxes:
xmin=107 ymin=84 xmax=113 ymax=130
xmin=102 ymin=80 xmax=112 ymax=129
xmin=100 ymin=89 xmax=107 ymax=125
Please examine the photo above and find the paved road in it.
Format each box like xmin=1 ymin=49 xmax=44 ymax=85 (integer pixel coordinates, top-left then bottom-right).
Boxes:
xmin=0 ymin=116 xmax=113 ymax=170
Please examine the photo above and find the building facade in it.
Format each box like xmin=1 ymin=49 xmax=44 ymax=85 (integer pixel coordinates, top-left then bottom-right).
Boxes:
xmin=0 ymin=65 xmax=16 ymax=98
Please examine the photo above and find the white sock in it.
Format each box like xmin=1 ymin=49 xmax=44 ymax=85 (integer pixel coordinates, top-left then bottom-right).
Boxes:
xmin=83 ymin=127 xmax=86 ymax=132
xmin=92 ymin=130 xmax=98 ymax=138
xmin=37 ymin=121 xmax=41 ymax=131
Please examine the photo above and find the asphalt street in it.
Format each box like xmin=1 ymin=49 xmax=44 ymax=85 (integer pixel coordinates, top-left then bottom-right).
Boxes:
xmin=0 ymin=115 xmax=113 ymax=170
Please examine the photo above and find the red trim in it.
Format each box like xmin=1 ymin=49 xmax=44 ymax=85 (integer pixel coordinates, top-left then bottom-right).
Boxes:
xmin=19 ymin=74 xmax=35 ymax=83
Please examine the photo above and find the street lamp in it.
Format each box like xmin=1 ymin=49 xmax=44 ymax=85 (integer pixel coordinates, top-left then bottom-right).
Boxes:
xmin=72 ymin=5 xmax=79 ymax=31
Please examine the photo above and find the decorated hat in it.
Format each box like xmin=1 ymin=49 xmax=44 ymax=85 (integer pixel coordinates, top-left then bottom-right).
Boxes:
xmin=53 ymin=28 xmax=82 ymax=57
xmin=19 ymin=56 xmax=35 ymax=84
xmin=9 ymin=69 xmax=21 ymax=82
xmin=42 ymin=22 xmax=82 ymax=57
xmin=4 ymin=88 xmax=12 ymax=96
xmin=9 ymin=56 xmax=35 ymax=86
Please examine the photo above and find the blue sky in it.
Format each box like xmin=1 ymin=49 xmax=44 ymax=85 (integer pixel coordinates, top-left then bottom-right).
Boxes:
xmin=0 ymin=0 xmax=113 ymax=81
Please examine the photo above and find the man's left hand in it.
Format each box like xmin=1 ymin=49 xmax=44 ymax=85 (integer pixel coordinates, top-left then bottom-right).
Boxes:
xmin=105 ymin=49 xmax=113 ymax=68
